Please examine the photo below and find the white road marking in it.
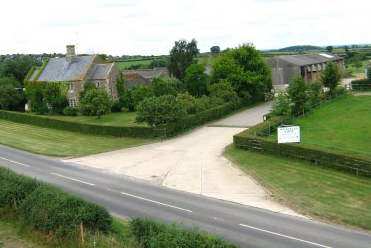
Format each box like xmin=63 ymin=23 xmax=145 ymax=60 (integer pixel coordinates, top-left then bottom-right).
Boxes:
xmin=239 ymin=224 xmax=332 ymax=248
xmin=51 ymin=173 xmax=95 ymax=186
xmin=121 ymin=191 xmax=193 ymax=213
xmin=0 ymin=156 xmax=30 ymax=167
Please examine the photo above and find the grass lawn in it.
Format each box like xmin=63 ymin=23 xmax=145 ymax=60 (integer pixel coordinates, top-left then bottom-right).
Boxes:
xmin=224 ymin=146 xmax=371 ymax=230
xmin=279 ymin=94 xmax=371 ymax=159
xmin=42 ymin=112 xmax=149 ymax=127
xmin=0 ymin=119 xmax=155 ymax=157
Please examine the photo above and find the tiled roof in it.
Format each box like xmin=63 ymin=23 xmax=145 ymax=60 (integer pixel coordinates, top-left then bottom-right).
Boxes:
xmin=90 ymin=64 xmax=112 ymax=80
xmin=28 ymin=69 xmax=40 ymax=81
xmin=35 ymin=56 xmax=95 ymax=81
xmin=276 ymin=53 xmax=343 ymax=66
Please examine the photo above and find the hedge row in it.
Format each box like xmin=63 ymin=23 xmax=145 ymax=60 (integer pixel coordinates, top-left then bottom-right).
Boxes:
xmin=0 ymin=110 xmax=156 ymax=138
xmin=0 ymin=167 xmax=112 ymax=238
xmin=234 ymin=118 xmax=371 ymax=177
xmin=130 ymin=218 xmax=238 ymax=248
xmin=351 ymin=79 xmax=371 ymax=91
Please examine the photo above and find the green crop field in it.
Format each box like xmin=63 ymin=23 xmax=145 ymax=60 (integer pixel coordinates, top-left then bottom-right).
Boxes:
xmin=43 ymin=112 xmax=149 ymax=127
xmin=0 ymin=119 xmax=154 ymax=157
xmin=225 ymin=146 xmax=371 ymax=230
xmin=285 ymin=94 xmax=371 ymax=159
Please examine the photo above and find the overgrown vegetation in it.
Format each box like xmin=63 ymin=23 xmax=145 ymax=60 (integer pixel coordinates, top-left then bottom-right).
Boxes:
xmin=0 ymin=167 xmax=238 ymax=247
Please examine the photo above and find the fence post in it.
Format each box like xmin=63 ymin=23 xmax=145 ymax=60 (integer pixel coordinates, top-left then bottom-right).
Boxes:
xmin=80 ymin=222 xmax=85 ymax=246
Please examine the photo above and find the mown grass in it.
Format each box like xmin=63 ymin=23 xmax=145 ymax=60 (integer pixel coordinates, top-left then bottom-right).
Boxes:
xmin=224 ymin=146 xmax=371 ymax=230
xmin=0 ymin=119 xmax=155 ymax=157
xmin=42 ymin=112 xmax=149 ymax=127
xmin=289 ymin=94 xmax=371 ymax=159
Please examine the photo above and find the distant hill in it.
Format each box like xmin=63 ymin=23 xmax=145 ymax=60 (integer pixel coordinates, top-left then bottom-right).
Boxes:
xmin=276 ymin=45 xmax=323 ymax=52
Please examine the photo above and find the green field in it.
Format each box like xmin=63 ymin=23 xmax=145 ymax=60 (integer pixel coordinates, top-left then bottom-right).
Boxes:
xmin=42 ymin=112 xmax=148 ymax=127
xmin=225 ymin=146 xmax=371 ymax=230
xmin=0 ymin=119 xmax=154 ymax=157
xmin=278 ymin=94 xmax=371 ymax=159
xmin=345 ymin=59 xmax=371 ymax=74
xmin=115 ymin=60 xmax=153 ymax=70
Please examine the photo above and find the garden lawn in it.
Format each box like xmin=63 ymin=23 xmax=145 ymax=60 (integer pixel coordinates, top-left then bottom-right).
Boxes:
xmin=42 ymin=112 xmax=149 ymax=127
xmin=0 ymin=119 xmax=155 ymax=157
xmin=289 ymin=94 xmax=371 ymax=159
xmin=225 ymin=146 xmax=371 ymax=230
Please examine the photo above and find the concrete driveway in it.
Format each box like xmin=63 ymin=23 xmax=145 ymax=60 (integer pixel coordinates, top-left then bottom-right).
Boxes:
xmin=67 ymin=102 xmax=302 ymax=217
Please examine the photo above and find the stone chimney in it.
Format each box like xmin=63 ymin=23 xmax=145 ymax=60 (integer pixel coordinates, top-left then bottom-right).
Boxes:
xmin=66 ymin=45 xmax=76 ymax=57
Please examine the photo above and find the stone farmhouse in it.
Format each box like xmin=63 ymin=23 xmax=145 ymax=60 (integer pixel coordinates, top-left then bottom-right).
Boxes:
xmin=26 ymin=45 xmax=120 ymax=107
xmin=267 ymin=53 xmax=344 ymax=92
xmin=122 ymin=67 xmax=168 ymax=89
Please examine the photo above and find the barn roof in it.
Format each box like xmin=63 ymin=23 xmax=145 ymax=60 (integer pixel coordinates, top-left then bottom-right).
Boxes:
xmin=275 ymin=53 xmax=343 ymax=66
xmin=122 ymin=67 xmax=167 ymax=79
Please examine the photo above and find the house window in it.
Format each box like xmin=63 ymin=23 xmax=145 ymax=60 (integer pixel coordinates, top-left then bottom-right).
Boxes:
xmin=69 ymin=99 xmax=77 ymax=107
xmin=96 ymin=82 xmax=100 ymax=88
xmin=68 ymin=83 xmax=74 ymax=92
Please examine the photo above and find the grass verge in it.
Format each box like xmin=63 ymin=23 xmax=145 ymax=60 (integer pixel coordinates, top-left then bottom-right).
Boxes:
xmin=224 ymin=145 xmax=371 ymax=231
xmin=0 ymin=119 xmax=156 ymax=157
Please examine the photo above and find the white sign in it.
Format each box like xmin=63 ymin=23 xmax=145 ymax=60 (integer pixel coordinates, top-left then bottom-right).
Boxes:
xmin=278 ymin=126 xmax=300 ymax=143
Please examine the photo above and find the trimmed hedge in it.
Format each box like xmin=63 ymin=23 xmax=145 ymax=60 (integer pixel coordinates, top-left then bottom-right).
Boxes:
xmin=0 ymin=167 xmax=112 ymax=238
xmin=0 ymin=110 xmax=156 ymax=138
xmin=130 ymin=218 xmax=239 ymax=248
xmin=351 ymin=79 xmax=371 ymax=91
xmin=234 ymin=118 xmax=371 ymax=177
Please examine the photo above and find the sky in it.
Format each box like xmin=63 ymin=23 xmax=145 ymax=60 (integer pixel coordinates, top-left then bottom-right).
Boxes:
xmin=1 ymin=0 xmax=369 ymax=56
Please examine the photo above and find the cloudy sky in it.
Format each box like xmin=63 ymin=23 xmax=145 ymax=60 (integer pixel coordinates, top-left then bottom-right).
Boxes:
xmin=1 ymin=0 xmax=369 ymax=55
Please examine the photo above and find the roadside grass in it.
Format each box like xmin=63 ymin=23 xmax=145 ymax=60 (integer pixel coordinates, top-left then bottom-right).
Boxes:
xmin=224 ymin=146 xmax=371 ymax=230
xmin=42 ymin=112 xmax=149 ymax=127
xmin=274 ymin=94 xmax=371 ymax=159
xmin=0 ymin=119 xmax=155 ymax=157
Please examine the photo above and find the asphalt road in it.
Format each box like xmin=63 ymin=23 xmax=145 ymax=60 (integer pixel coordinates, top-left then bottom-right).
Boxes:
xmin=0 ymin=145 xmax=370 ymax=248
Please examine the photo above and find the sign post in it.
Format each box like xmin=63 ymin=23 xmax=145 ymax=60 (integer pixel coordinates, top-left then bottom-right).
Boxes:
xmin=277 ymin=125 xmax=300 ymax=144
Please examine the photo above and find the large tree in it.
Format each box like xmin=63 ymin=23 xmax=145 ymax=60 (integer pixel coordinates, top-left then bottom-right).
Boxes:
xmin=287 ymin=76 xmax=308 ymax=114
xmin=326 ymin=46 xmax=334 ymax=53
xmin=321 ymin=61 xmax=341 ymax=94
xmin=183 ymin=64 xmax=209 ymax=97
xmin=0 ymin=56 xmax=39 ymax=83
xmin=210 ymin=46 xmax=220 ymax=55
xmin=211 ymin=43 xmax=271 ymax=102
xmin=168 ymin=39 xmax=199 ymax=80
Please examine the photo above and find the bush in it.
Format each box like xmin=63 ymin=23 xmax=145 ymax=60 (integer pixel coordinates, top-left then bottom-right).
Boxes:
xmin=321 ymin=61 xmax=342 ymax=94
xmin=151 ymin=77 xmax=178 ymax=97
xmin=20 ymin=185 xmax=112 ymax=238
xmin=0 ymin=167 xmax=39 ymax=218
xmin=119 ymin=90 xmax=135 ymax=111
xmin=130 ymin=218 xmax=238 ymax=248
xmin=271 ymin=93 xmax=291 ymax=116
xmin=136 ymin=95 xmax=187 ymax=126
xmin=177 ymin=93 xmax=197 ymax=114
xmin=131 ymin=85 xmax=154 ymax=110
xmin=183 ymin=64 xmax=209 ymax=97
xmin=287 ymin=77 xmax=308 ymax=114
xmin=0 ymin=84 xmax=22 ymax=110
xmin=308 ymin=82 xmax=324 ymax=106
xmin=62 ymin=106 xmax=77 ymax=116
xmin=79 ymin=89 xmax=112 ymax=118
xmin=351 ymin=79 xmax=371 ymax=91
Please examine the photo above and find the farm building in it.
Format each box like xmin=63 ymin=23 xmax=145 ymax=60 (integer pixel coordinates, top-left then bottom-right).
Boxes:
xmin=26 ymin=45 xmax=120 ymax=107
xmin=267 ymin=53 xmax=344 ymax=92
xmin=122 ymin=67 xmax=168 ymax=89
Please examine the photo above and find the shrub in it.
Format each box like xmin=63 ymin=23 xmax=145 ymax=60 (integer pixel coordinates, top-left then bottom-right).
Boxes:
xmin=321 ymin=61 xmax=342 ymax=94
xmin=271 ymin=93 xmax=291 ymax=116
xmin=119 ymin=90 xmax=135 ymax=111
xmin=130 ymin=218 xmax=238 ymax=248
xmin=0 ymin=167 xmax=39 ymax=218
xmin=62 ymin=106 xmax=77 ymax=116
xmin=79 ymin=89 xmax=112 ymax=118
xmin=308 ymin=82 xmax=324 ymax=106
xmin=177 ymin=93 xmax=197 ymax=114
xmin=151 ymin=77 xmax=178 ymax=96
xmin=20 ymin=185 xmax=112 ymax=238
xmin=136 ymin=95 xmax=187 ymax=126
xmin=0 ymin=84 xmax=22 ymax=110
xmin=131 ymin=85 xmax=154 ymax=110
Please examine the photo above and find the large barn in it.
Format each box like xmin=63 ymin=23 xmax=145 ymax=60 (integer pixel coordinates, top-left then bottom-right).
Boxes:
xmin=267 ymin=53 xmax=344 ymax=92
